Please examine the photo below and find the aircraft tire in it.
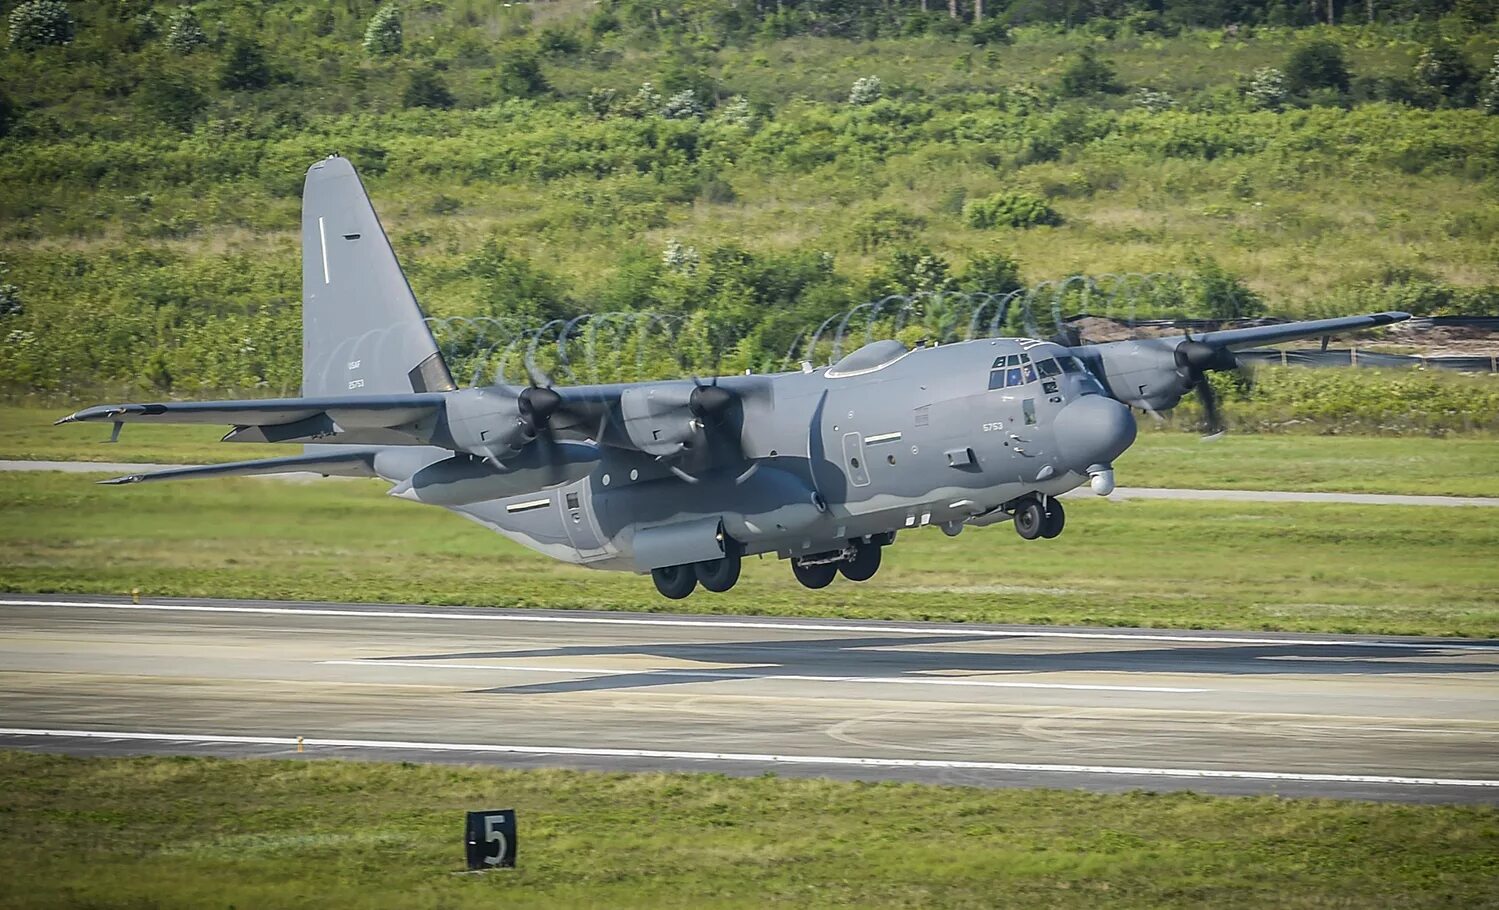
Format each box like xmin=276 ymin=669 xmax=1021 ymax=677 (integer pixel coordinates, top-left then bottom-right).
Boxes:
xmin=1013 ymin=499 xmax=1045 ymax=540
xmin=791 ymin=559 xmax=838 ymax=589
xmin=695 ymin=541 xmax=742 ymax=593
xmin=652 ymin=564 xmax=698 ymax=599
xmin=1040 ymin=500 xmax=1066 ymax=539
xmin=839 ymin=542 xmax=882 ymax=582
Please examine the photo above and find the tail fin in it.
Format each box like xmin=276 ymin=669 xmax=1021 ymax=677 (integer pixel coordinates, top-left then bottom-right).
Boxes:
xmin=300 ymin=155 xmax=455 ymax=398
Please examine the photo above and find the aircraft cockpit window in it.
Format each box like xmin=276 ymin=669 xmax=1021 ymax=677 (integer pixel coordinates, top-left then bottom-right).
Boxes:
xmin=989 ymin=358 xmax=1039 ymax=390
xmin=1058 ymin=356 xmax=1085 ymax=374
xmin=1036 ymin=358 xmax=1061 ymax=378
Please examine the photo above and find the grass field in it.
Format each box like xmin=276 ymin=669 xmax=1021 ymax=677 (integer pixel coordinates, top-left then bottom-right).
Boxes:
xmin=3 ymin=470 xmax=1496 ymax=636
xmin=1 ymin=751 xmax=1495 ymax=910
xmin=7 ymin=404 xmax=1499 ymax=496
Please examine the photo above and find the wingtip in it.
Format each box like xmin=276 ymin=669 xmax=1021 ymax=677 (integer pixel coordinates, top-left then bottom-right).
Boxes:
xmin=53 ymin=414 xmax=76 ymax=426
xmin=97 ymin=474 xmax=143 ymax=485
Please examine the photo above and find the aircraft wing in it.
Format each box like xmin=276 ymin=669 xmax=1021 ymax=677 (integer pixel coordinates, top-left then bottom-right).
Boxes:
xmin=1189 ymin=311 xmax=1410 ymax=350
xmin=56 ymin=394 xmax=446 ymax=445
xmin=97 ymin=449 xmax=383 ymax=485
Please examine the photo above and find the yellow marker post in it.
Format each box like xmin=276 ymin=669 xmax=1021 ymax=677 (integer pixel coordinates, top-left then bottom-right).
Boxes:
xmin=130 ymin=587 xmax=140 ymax=604
xmin=297 ymin=736 xmax=304 ymax=753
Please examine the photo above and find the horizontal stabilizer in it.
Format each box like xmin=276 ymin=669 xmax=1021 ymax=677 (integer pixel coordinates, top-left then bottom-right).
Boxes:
xmin=98 ymin=450 xmax=382 ymax=485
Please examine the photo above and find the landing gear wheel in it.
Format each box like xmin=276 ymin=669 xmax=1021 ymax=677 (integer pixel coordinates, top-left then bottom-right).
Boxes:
xmin=1013 ymin=499 xmax=1045 ymax=540
xmin=651 ymin=564 xmax=698 ymax=600
xmin=1040 ymin=499 xmax=1066 ymax=539
xmin=791 ymin=559 xmax=838 ymax=589
xmin=695 ymin=540 xmax=742 ymax=593
xmin=839 ymin=542 xmax=882 ymax=582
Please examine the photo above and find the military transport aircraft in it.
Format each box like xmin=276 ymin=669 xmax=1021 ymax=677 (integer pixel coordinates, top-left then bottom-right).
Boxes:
xmin=57 ymin=156 xmax=1409 ymax=599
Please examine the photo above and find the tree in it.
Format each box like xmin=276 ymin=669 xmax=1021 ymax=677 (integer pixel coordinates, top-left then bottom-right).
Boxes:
xmin=165 ymin=7 xmax=206 ymax=55
xmin=1192 ymin=259 xmax=1264 ymax=320
xmin=7 ymin=1 xmax=73 ymax=50
xmin=1059 ymin=48 xmax=1123 ymax=96
xmin=497 ymin=50 xmax=549 ymax=98
xmin=219 ymin=38 xmax=272 ymax=91
xmin=1285 ymin=39 xmax=1350 ymax=96
xmin=364 ymin=4 xmax=402 ymax=57
xmin=1414 ymin=42 xmax=1478 ymax=107
xmin=958 ymin=252 xmax=1023 ymax=295
xmin=403 ymin=67 xmax=454 ymax=109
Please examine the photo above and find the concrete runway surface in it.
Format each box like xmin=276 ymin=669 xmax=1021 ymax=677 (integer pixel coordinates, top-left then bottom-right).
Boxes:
xmin=2 ymin=595 xmax=1497 ymax=803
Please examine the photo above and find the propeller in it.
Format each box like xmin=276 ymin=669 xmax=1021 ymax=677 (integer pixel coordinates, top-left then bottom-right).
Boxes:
xmin=1173 ymin=334 xmax=1238 ymax=438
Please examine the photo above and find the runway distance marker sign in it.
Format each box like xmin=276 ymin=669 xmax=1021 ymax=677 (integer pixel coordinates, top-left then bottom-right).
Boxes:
xmin=465 ymin=809 xmax=516 ymax=870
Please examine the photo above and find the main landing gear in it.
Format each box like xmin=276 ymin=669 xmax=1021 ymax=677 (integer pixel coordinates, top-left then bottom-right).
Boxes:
xmin=791 ymin=536 xmax=885 ymax=589
xmin=651 ymin=539 xmax=743 ymax=599
xmin=1012 ymin=496 xmax=1065 ymax=541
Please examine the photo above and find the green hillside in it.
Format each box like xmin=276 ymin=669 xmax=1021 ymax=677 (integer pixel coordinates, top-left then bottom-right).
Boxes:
xmin=1 ymin=1 xmax=1497 ymax=398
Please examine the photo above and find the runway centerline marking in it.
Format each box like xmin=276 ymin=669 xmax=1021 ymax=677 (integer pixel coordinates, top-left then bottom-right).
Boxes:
xmin=322 ymin=659 xmax=1210 ymax=693
xmin=6 ymin=598 xmax=1498 ymax=652
xmin=2 ymin=727 xmax=1495 ymax=789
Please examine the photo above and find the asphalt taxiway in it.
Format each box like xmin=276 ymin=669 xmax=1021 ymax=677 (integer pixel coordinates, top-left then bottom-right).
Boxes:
xmin=1 ymin=595 xmax=1496 ymax=803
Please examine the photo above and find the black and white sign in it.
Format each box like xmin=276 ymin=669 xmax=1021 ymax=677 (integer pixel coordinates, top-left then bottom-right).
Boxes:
xmin=464 ymin=809 xmax=517 ymax=870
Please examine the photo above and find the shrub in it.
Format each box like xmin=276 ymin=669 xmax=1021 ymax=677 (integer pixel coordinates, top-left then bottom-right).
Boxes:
xmin=850 ymin=207 xmax=925 ymax=252
xmin=1191 ymin=259 xmax=1264 ymax=320
xmin=848 ymin=75 xmax=883 ymax=106
xmin=1135 ymin=87 xmax=1176 ymax=112
xmin=498 ymin=51 xmax=549 ymax=98
xmin=963 ymin=191 xmax=1061 ymax=229
xmin=219 ymin=38 xmax=272 ymax=91
xmin=958 ymin=252 xmax=1023 ymax=295
xmin=1285 ymin=40 xmax=1349 ymax=97
xmin=7 ymin=0 xmax=73 ymax=50
xmin=661 ymin=89 xmax=703 ymax=120
xmin=1059 ymin=48 xmax=1123 ymax=97
xmin=1245 ymin=67 xmax=1287 ymax=111
xmin=1484 ymin=53 xmax=1499 ymax=115
xmin=165 ymin=8 xmax=206 ymax=55
xmin=137 ymin=70 xmax=208 ymax=131
xmin=404 ymin=67 xmax=454 ymax=109
xmin=363 ymin=4 xmax=402 ymax=57
xmin=1414 ymin=42 xmax=1478 ymax=107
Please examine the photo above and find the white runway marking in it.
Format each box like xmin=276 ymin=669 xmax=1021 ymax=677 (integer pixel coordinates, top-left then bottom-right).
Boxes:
xmin=2 ymin=727 xmax=1495 ymax=788
xmin=323 ymin=659 xmax=1210 ymax=693
xmin=6 ymin=598 xmax=1498 ymax=652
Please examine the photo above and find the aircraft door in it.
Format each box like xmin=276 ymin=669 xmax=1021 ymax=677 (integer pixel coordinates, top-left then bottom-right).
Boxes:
xmin=842 ymin=432 xmax=871 ymax=487
xmin=559 ymin=479 xmax=612 ymax=561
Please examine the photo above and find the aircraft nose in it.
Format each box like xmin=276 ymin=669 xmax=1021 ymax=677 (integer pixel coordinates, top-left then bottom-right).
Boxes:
xmin=1052 ymin=395 xmax=1136 ymax=473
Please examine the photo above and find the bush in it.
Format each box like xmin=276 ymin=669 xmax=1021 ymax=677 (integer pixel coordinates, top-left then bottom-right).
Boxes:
xmin=1414 ymin=42 xmax=1478 ymax=107
xmin=137 ymin=71 xmax=208 ymax=131
xmin=963 ymin=191 xmax=1061 ymax=229
xmin=1484 ymin=53 xmax=1499 ymax=115
xmin=1245 ymin=66 xmax=1287 ymax=111
xmin=7 ymin=0 xmax=73 ymax=50
xmin=1285 ymin=40 xmax=1349 ymax=97
xmin=404 ymin=67 xmax=455 ymax=109
xmin=958 ymin=252 xmax=1023 ymax=294
xmin=497 ymin=50 xmax=549 ymax=98
xmin=1190 ymin=259 xmax=1264 ymax=320
xmin=1059 ymin=48 xmax=1123 ymax=97
xmin=848 ymin=75 xmax=883 ymax=106
xmin=661 ymin=90 xmax=703 ymax=120
xmin=363 ymin=4 xmax=402 ymax=57
xmin=219 ymin=38 xmax=272 ymax=91
xmin=165 ymin=8 xmax=206 ymax=55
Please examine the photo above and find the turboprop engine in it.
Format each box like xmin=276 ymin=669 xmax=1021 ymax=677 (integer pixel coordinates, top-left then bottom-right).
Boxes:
xmin=1079 ymin=334 xmax=1241 ymax=435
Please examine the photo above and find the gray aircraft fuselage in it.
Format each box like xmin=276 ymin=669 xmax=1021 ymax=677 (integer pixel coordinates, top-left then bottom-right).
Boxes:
xmin=374 ymin=337 xmax=1132 ymax=572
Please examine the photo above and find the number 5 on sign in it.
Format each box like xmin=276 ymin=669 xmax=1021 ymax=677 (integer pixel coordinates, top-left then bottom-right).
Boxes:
xmin=465 ymin=810 xmax=517 ymax=870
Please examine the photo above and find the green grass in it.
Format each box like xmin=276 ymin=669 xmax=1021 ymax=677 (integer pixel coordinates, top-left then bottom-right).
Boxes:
xmin=8 ymin=405 xmax=1499 ymax=497
xmin=1 ymin=751 xmax=1495 ymax=910
xmin=2 ymin=471 xmax=1496 ymax=636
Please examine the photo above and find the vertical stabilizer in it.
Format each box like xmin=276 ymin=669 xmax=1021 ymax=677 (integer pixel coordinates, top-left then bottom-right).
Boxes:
xmin=301 ymin=156 xmax=454 ymax=397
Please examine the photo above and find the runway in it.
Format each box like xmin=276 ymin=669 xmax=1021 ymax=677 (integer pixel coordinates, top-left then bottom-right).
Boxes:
xmin=2 ymin=595 xmax=1497 ymax=803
